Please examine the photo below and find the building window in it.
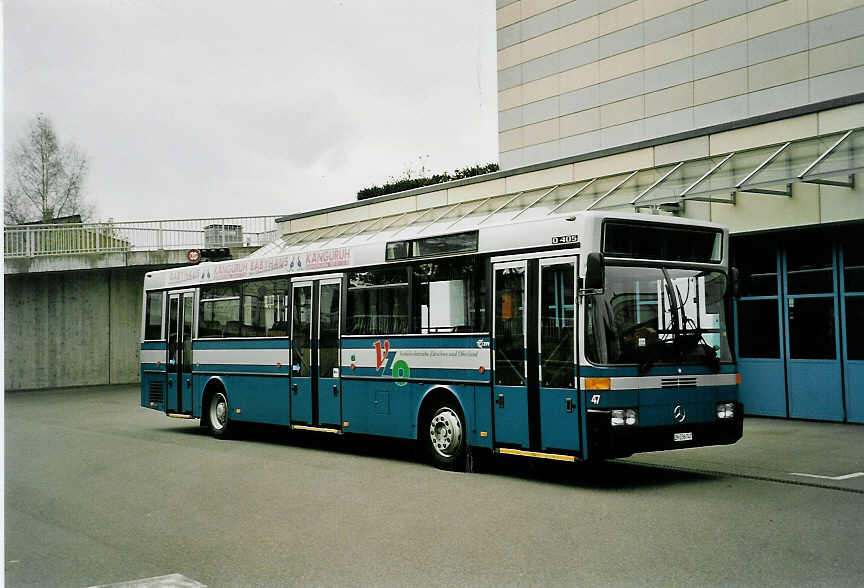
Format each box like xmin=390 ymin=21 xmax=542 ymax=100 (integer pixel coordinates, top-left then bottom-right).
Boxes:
xmin=846 ymin=298 xmax=864 ymax=360
xmin=843 ymin=237 xmax=863 ymax=360
xmin=844 ymin=238 xmax=864 ymax=293
xmin=733 ymin=235 xmax=781 ymax=360
xmin=788 ymin=297 xmax=836 ymax=360
xmin=737 ymin=300 xmax=780 ymax=358
xmin=786 ymin=236 xmax=834 ymax=295
xmin=735 ymin=236 xmax=778 ymax=297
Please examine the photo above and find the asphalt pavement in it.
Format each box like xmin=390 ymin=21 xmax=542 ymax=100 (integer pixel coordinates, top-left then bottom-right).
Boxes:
xmin=5 ymin=384 xmax=864 ymax=587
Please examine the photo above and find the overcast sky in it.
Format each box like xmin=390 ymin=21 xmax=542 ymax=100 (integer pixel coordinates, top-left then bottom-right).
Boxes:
xmin=4 ymin=0 xmax=498 ymax=222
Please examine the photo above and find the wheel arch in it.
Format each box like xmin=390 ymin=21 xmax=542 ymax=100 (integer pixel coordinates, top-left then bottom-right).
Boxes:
xmin=200 ymin=376 xmax=228 ymax=426
xmin=416 ymin=385 xmax=467 ymax=439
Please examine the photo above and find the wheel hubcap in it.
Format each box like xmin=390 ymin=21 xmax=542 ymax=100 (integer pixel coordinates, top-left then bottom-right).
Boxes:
xmin=429 ymin=408 xmax=462 ymax=458
xmin=212 ymin=394 xmax=227 ymax=430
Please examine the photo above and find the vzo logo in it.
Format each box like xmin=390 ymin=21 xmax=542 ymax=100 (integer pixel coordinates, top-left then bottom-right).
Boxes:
xmin=373 ymin=340 xmax=410 ymax=387
xmin=374 ymin=340 xmax=392 ymax=371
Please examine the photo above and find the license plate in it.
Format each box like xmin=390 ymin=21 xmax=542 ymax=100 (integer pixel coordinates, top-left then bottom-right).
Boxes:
xmin=674 ymin=432 xmax=693 ymax=442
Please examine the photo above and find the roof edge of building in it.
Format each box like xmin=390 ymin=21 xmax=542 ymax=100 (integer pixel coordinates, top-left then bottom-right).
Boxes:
xmin=277 ymin=93 xmax=864 ymax=224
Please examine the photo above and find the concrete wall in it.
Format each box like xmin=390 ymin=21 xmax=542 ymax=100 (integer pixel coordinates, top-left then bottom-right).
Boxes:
xmin=4 ymin=246 xmax=264 ymax=391
xmin=4 ymin=268 xmax=146 ymax=391
xmin=496 ymin=0 xmax=864 ymax=168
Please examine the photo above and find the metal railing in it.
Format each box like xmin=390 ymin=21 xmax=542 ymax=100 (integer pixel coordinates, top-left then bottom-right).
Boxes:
xmin=4 ymin=216 xmax=281 ymax=258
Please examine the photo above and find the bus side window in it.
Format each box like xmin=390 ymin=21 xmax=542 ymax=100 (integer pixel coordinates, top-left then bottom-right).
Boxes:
xmin=412 ymin=257 xmax=487 ymax=334
xmin=199 ymin=284 xmax=241 ymax=338
xmin=241 ymin=278 xmax=287 ymax=337
xmin=144 ymin=292 xmax=164 ymax=340
xmin=347 ymin=268 xmax=410 ymax=335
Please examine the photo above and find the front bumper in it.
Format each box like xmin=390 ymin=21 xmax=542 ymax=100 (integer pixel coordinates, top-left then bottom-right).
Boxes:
xmin=586 ymin=402 xmax=743 ymax=459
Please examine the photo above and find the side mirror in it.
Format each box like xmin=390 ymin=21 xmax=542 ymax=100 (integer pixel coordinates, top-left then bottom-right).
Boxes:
xmin=584 ymin=252 xmax=605 ymax=292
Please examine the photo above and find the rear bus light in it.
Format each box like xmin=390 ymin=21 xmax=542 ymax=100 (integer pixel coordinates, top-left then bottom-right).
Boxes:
xmin=611 ymin=408 xmax=638 ymax=426
xmin=716 ymin=402 xmax=735 ymax=419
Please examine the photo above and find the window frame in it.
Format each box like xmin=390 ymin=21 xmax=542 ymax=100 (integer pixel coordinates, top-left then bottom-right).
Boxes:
xmin=197 ymin=278 xmax=293 ymax=339
xmin=412 ymin=255 xmax=488 ymax=335
xmin=344 ymin=254 xmax=490 ymax=337
xmin=385 ymin=230 xmax=479 ymax=262
xmin=601 ymin=219 xmax=724 ymax=264
xmin=142 ymin=290 xmax=166 ymax=342
xmin=346 ymin=265 xmax=412 ymax=336
xmin=197 ymin=283 xmax=242 ymax=339
xmin=583 ymin=261 xmax=735 ymax=367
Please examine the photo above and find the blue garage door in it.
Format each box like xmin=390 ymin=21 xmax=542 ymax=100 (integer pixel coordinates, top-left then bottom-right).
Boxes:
xmin=783 ymin=235 xmax=843 ymax=421
xmin=735 ymin=228 xmax=864 ymax=423
xmin=842 ymin=238 xmax=864 ymax=423
xmin=735 ymin=236 xmax=787 ymax=417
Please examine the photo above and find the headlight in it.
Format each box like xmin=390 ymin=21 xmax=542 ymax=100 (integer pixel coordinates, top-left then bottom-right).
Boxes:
xmin=716 ymin=402 xmax=735 ymax=419
xmin=611 ymin=408 xmax=638 ymax=426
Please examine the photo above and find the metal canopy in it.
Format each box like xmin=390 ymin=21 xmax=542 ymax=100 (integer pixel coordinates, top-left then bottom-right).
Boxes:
xmin=255 ymin=127 xmax=862 ymax=256
xmin=606 ymin=127 xmax=862 ymax=210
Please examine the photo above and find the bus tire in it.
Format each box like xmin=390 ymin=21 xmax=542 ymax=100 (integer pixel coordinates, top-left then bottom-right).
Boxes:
xmin=423 ymin=401 xmax=466 ymax=471
xmin=207 ymin=390 xmax=232 ymax=439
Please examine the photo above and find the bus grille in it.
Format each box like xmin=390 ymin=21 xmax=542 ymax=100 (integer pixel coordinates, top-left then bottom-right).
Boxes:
xmin=660 ymin=376 xmax=698 ymax=388
xmin=149 ymin=381 xmax=164 ymax=403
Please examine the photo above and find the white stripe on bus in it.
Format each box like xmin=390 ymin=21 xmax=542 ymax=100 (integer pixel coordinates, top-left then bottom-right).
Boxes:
xmin=579 ymin=373 xmax=737 ymax=390
xmin=342 ymin=347 xmax=489 ymax=371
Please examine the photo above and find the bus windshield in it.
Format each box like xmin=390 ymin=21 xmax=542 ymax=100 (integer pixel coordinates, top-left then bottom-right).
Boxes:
xmin=585 ymin=265 xmax=732 ymax=370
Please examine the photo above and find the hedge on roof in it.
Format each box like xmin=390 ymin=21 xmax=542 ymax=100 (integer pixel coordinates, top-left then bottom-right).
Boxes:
xmin=357 ymin=163 xmax=499 ymax=200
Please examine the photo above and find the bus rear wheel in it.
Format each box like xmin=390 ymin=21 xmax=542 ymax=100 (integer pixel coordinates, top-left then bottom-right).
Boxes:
xmin=208 ymin=390 xmax=231 ymax=439
xmin=424 ymin=402 xmax=466 ymax=470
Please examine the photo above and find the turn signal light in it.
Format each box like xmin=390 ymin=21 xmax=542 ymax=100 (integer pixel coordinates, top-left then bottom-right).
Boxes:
xmin=585 ymin=377 xmax=611 ymax=390
xmin=736 ymin=373 xmax=741 ymax=385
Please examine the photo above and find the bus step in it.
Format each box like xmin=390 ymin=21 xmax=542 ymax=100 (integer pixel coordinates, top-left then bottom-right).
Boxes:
xmin=496 ymin=448 xmax=577 ymax=462
xmin=291 ymin=424 xmax=342 ymax=434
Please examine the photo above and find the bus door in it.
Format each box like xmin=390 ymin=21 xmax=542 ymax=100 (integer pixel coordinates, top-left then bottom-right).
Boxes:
xmin=291 ymin=276 xmax=343 ymax=429
xmin=537 ymin=258 xmax=579 ymax=453
xmin=166 ymin=290 xmax=195 ymax=415
xmin=492 ymin=256 xmax=580 ymax=453
xmin=492 ymin=261 xmax=530 ymax=447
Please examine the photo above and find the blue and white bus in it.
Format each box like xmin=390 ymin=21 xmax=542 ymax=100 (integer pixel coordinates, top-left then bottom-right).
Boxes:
xmin=140 ymin=210 xmax=742 ymax=469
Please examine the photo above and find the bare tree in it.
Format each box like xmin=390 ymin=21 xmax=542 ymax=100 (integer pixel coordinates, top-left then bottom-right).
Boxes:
xmin=4 ymin=113 xmax=93 ymax=224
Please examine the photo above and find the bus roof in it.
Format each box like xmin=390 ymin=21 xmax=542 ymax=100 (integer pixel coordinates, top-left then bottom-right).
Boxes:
xmin=143 ymin=209 xmax=726 ymax=291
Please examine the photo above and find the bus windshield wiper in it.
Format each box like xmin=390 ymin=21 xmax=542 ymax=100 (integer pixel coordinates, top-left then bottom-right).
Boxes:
xmin=661 ymin=268 xmax=682 ymax=338
xmin=659 ymin=268 xmax=714 ymax=369
xmin=663 ymin=269 xmax=722 ymax=371
xmin=636 ymin=270 xmax=681 ymax=374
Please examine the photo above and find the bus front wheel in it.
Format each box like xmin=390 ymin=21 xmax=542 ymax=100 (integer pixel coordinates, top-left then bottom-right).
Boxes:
xmin=208 ymin=390 xmax=231 ymax=439
xmin=424 ymin=402 xmax=466 ymax=470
